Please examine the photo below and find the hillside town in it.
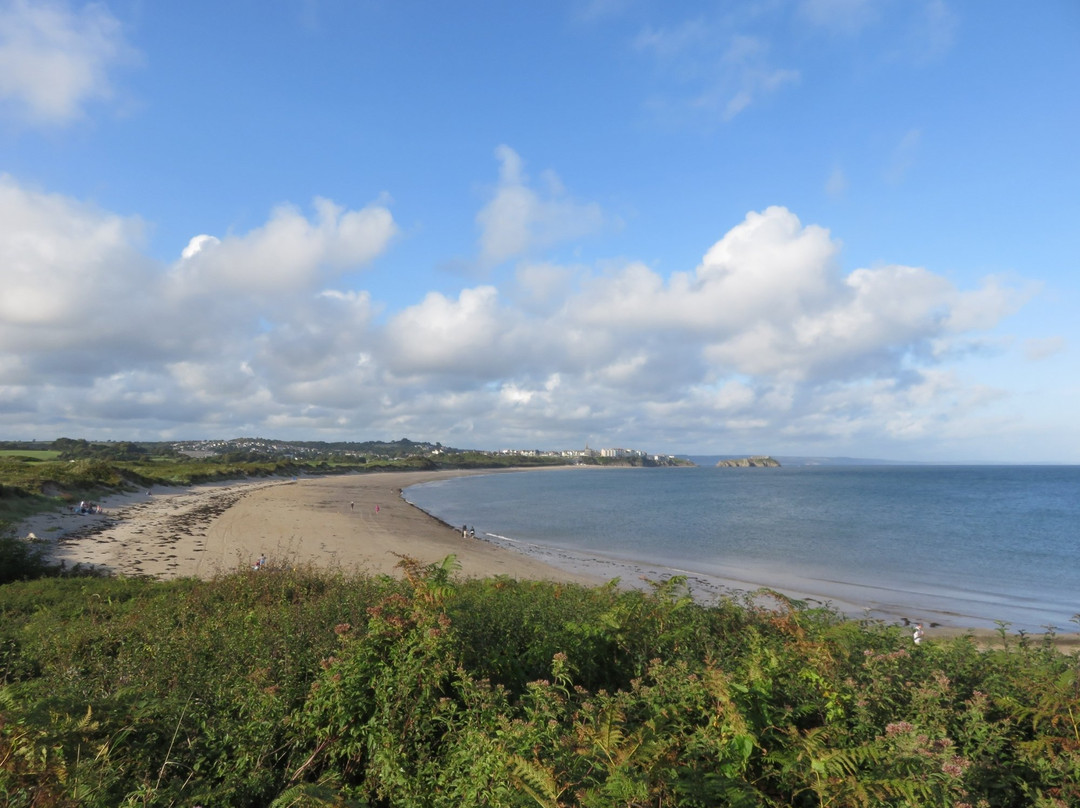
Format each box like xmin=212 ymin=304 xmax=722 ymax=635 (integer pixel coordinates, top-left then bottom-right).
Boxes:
xmin=167 ymin=437 xmax=685 ymax=466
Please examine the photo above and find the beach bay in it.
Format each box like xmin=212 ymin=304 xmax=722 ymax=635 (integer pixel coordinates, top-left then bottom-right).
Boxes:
xmin=404 ymin=464 xmax=1080 ymax=635
xmin=18 ymin=464 xmax=1080 ymax=641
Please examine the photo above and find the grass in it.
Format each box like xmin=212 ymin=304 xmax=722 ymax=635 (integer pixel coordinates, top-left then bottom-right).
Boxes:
xmin=0 ymin=450 xmax=60 ymax=461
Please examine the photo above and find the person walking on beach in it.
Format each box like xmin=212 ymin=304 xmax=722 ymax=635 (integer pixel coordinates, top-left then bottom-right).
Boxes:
xmin=350 ymin=501 xmax=354 ymax=510
xmin=913 ymin=623 xmax=925 ymax=645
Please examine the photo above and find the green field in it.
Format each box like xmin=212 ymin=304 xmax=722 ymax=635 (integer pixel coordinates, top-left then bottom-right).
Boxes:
xmin=0 ymin=450 xmax=60 ymax=460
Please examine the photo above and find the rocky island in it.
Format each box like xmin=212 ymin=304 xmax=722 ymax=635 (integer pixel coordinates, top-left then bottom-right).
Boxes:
xmin=715 ymin=456 xmax=781 ymax=468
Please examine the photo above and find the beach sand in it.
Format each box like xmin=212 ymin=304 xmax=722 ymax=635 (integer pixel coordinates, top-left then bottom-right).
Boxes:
xmin=16 ymin=469 xmax=1079 ymax=652
xmin=20 ymin=470 xmax=601 ymax=586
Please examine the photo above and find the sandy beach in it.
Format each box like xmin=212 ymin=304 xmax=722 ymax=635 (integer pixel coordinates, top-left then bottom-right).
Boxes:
xmin=16 ymin=469 xmax=1078 ymax=651
xmin=20 ymin=470 xmax=602 ymax=585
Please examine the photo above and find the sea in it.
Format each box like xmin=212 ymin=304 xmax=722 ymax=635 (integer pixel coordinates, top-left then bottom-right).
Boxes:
xmin=403 ymin=464 xmax=1080 ymax=634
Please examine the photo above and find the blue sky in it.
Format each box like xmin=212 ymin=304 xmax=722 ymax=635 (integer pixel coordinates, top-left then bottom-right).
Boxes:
xmin=1 ymin=0 xmax=1078 ymax=461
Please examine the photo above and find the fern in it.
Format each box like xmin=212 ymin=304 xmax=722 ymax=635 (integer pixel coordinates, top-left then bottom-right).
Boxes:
xmin=509 ymin=754 xmax=565 ymax=808
xmin=270 ymin=781 xmax=369 ymax=807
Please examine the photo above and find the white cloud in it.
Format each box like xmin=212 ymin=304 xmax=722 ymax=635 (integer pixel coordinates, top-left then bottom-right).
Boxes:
xmin=513 ymin=261 xmax=576 ymax=312
xmin=0 ymin=175 xmax=395 ymax=432
xmin=170 ymin=197 xmax=396 ymax=296
xmin=0 ymin=174 xmax=157 ymax=365
xmin=563 ymin=206 xmax=1025 ymax=391
xmin=0 ymin=171 xmax=1038 ymax=457
xmin=1023 ymin=336 xmax=1065 ymax=361
xmin=476 ymin=145 xmax=607 ymax=267
xmin=943 ymin=275 xmax=1033 ymax=332
xmin=181 ymin=234 xmax=220 ymax=260
xmin=0 ymin=0 xmax=135 ymax=125
xmin=382 ymin=286 xmax=524 ymax=378
xmin=570 ymin=206 xmax=841 ymax=335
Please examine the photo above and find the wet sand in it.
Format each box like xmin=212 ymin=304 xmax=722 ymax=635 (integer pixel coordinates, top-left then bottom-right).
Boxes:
xmin=16 ymin=469 xmax=1079 ymax=651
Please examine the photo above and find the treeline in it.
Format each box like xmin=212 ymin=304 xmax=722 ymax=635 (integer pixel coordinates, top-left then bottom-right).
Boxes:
xmin=51 ymin=438 xmax=172 ymax=461
xmin=1 ymin=560 xmax=1077 ymax=807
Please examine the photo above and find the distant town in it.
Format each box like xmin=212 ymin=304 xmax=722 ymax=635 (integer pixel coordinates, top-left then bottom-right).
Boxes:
xmin=2 ymin=437 xmax=688 ymax=467
xmin=168 ymin=437 xmax=687 ymax=466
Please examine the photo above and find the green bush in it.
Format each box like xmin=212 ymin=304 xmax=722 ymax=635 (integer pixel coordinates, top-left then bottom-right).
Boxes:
xmin=1 ymin=561 xmax=1077 ymax=807
xmin=0 ymin=535 xmax=62 ymax=585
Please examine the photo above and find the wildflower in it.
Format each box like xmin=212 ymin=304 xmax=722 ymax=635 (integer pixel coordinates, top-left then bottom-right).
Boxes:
xmin=941 ymin=755 xmax=970 ymax=778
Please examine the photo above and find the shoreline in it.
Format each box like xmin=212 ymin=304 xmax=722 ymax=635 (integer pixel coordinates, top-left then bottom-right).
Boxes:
xmin=14 ymin=468 xmax=1079 ymax=651
xmin=17 ymin=469 xmax=603 ymax=586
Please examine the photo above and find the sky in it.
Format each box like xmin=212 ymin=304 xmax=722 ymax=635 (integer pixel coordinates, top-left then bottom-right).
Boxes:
xmin=1 ymin=0 xmax=1078 ymax=462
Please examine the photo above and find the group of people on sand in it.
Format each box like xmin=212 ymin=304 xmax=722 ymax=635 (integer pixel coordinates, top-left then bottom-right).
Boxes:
xmin=73 ymin=501 xmax=104 ymax=515
xmin=461 ymin=525 xmax=476 ymax=539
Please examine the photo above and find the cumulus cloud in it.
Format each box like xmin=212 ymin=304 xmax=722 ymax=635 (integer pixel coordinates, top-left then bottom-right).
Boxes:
xmin=180 ymin=234 xmax=219 ymax=260
xmin=0 ymin=171 xmax=1032 ymax=455
xmin=171 ymin=197 xmax=396 ymax=297
xmin=569 ymin=206 xmax=842 ymax=338
xmin=0 ymin=0 xmax=135 ymax=125
xmin=476 ymin=145 xmax=607 ymax=268
xmin=0 ymin=174 xmax=397 ymax=435
xmin=0 ymin=174 xmax=158 ymax=367
xmin=382 ymin=286 xmax=533 ymax=380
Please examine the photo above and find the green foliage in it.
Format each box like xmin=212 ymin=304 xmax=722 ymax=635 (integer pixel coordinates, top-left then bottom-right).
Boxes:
xmin=0 ymin=535 xmax=58 ymax=584
xmin=53 ymin=438 xmax=157 ymax=462
xmin=0 ymin=450 xmax=60 ymax=461
xmin=0 ymin=563 xmax=1077 ymax=806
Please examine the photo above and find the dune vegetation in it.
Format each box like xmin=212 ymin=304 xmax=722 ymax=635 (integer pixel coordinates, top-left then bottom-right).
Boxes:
xmin=0 ymin=446 xmax=564 ymax=545
xmin=1 ymin=554 xmax=1077 ymax=807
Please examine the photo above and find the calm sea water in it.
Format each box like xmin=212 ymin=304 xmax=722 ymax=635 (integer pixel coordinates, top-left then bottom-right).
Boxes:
xmin=404 ymin=465 xmax=1080 ymax=632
